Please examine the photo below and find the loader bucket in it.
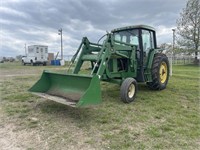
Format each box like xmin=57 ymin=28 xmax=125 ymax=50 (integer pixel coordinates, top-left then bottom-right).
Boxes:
xmin=29 ymin=71 xmax=102 ymax=107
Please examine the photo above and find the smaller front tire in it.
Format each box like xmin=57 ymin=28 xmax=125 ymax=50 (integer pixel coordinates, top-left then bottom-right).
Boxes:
xmin=120 ymin=78 xmax=138 ymax=103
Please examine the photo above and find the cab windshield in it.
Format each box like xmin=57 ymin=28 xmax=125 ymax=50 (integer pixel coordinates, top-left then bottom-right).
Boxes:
xmin=113 ymin=29 xmax=139 ymax=46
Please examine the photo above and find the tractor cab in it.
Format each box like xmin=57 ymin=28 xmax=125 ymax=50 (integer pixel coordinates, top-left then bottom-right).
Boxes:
xmin=111 ymin=25 xmax=157 ymax=81
xmin=112 ymin=25 xmax=157 ymax=66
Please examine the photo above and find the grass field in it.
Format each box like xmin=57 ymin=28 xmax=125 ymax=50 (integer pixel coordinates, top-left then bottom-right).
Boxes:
xmin=0 ymin=62 xmax=199 ymax=150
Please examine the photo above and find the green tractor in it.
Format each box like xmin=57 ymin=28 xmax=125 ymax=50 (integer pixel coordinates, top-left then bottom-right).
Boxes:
xmin=29 ymin=25 xmax=169 ymax=107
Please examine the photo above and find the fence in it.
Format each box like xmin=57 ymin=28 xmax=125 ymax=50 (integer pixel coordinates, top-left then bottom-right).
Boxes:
xmin=64 ymin=55 xmax=194 ymax=65
xmin=167 ymin=55 xmax=195 ymax=65
xmin=64 ymin=54 xmax=195 ymax=76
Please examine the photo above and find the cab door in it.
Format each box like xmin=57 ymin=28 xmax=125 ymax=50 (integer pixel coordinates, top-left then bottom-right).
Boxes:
xmin=141 ymin=30 xmax=155 ymax=67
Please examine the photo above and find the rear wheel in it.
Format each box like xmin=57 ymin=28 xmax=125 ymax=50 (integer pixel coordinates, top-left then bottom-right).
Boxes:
xmin=30 ymin=60 xmax=35 ymax=66
xmin=147 ymin=53 xmax=169 ymax=90
xmin=120 ymin=78 xmax=137 ymax=103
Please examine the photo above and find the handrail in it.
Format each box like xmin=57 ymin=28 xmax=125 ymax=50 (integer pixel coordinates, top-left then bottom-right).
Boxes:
xmin=113 ymin=40 xmax=135 ymax=47
xmin=89 ymin=42 xmax=103 ymax=47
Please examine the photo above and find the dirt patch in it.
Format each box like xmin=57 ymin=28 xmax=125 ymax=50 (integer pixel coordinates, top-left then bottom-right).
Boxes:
xmin=0 ymin=106 xmax=96 ymax=150
xmin=0 ymin=74 xmax=38 ymax=77
xmin=0 ymin=69 xmax=42 ymax=76
xmin=0 ymin=108 xmax=26 ymax=150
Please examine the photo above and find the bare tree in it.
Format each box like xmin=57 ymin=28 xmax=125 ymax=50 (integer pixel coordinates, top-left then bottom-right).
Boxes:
xmin=176 ymin=0 xmax=200 ymax=62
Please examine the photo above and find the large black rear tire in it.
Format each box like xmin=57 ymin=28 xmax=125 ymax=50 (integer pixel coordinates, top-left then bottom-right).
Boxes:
xmin=120 ymin=78 xmax=138 ymax=103
xmin=147 ymin=53 xmax=169 ymax=90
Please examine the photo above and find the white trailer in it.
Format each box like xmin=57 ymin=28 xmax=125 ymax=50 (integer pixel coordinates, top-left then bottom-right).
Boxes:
xmin=22 ymin=45 xmax=48 ymax=66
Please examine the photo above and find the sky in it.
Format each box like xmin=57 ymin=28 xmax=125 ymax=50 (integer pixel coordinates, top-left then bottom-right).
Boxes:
xmin=0 ymin=0 xmax=187 ymax=58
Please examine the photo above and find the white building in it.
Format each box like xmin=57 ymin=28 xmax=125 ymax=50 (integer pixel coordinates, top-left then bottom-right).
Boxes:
xmin=22 ymin=45 xmax=48 ymax=65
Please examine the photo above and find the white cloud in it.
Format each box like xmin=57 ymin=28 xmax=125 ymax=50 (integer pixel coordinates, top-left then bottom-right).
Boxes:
xmin=0 ymin=6 xmax=29 ymax=18
xmin=0 ymin=30 xmax=25 ymax=56
xmin=0 ymin=0 xmax=187 ymax=57
xmin=156 ymin=25 xmax=176 ymax=45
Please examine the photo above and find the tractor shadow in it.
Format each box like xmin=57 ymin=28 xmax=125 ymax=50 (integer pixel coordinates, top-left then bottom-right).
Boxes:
xmin=35 ymin=82 xmax=161 ymax=128
xmin=35 ymin=100 xmax=101 ymax=125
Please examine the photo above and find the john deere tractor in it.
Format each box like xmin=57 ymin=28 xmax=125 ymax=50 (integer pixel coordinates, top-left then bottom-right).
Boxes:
xmin=29 ymin=25 xmax=169 ymax=107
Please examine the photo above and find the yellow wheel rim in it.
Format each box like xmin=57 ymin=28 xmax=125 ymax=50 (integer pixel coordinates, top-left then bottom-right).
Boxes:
xmin=159 ymin=62 xmax=167 ymax=84
xmin=128 ymin=84 xmax=135 ymax=98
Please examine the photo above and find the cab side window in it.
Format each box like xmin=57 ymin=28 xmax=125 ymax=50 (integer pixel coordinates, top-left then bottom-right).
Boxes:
xmin=130 ymin=36 xmax=139 ymax=46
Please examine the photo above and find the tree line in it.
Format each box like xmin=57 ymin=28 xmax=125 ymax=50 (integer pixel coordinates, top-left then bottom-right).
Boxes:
xmin=176 ymin=0 xmax=200 ymax=63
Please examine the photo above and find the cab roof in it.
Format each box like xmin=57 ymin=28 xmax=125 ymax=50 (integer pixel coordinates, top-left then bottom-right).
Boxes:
xmin=111 ymin=25 xmax=155 ymax=32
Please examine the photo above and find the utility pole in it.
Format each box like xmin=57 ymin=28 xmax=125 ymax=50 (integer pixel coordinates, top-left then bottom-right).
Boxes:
xmin=171 ymin=29 xmax=176 ymax=76
xmin=172 ymin=29 xmax=175 ymax=52
xmin=58 ymin=28 xmax=63 ymax=60
xmin=24 ymin=43 xmax=27 ymax=55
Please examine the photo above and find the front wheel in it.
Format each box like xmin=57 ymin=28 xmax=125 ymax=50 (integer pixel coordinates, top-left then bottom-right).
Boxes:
xmin=147 ymin=53 xmax=169 ymax=90
xmin=120 ymin=78 xmax=138 ymax=103
xmin=30 ymin=60 xmax=35 ymax=66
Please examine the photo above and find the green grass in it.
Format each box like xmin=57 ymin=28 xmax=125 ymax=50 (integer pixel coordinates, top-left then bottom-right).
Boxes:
xmin=0 ymin=63 xmax=199 ymax=149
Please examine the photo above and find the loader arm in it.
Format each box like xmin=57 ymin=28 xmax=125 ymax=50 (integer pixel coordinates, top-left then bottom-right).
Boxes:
xmin=29 ymin=33 xmax=137 ymax=107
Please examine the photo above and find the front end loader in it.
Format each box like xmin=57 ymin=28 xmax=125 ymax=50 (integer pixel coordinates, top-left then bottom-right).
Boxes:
xmin=29 ymin=25 xmax=169 ymax=107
